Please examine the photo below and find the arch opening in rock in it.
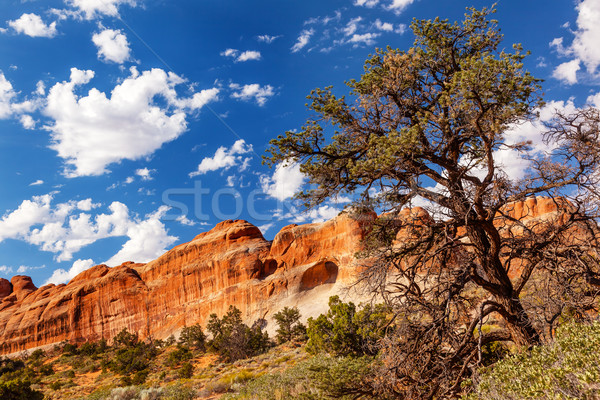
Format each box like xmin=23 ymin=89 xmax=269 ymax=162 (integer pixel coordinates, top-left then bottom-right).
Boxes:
xmin=300 ymin=261 xmax=338 ymax=291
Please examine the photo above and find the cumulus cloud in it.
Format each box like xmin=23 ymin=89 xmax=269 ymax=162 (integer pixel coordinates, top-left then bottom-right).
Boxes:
xmin=105 ymin=206 xmax=177 ymax=266
xmin=550 ymin=0 xmax=600 ymax=81
xmin=492 ymin=100 xmax=578 ymax=180
xmin=44 ymin=67 xmax=219 ymax=177
xmin=291 ymin=28 xmax=314 ymax=53
xmin=189 ymin=139 xmax=253 ymax=177
xmin=229 ymin=83 xmax=274 ymax=106
xmin=92 ymin=28 xmax=131 ymax=63
xmin=387 ymin=0 xmax=415 ymax=14
xmin=0 ymin=194 xmax=177 ymax=265
xmin=45 ymin=258 xmax=93 ymax=285
xmin=260 ymin=163 xmax=306 ymax=201
xmin=66 ymin=0 xmax=137 ymax=20
xmin=135 ymin=167 xmax=154 ymax=181
xmin=7 ymin=13 xmax=57 ymax=38
xmin=552 ymin=59 xmax=581 ymax=84
xmin=29 ymin=180 xmax=44 ymax=186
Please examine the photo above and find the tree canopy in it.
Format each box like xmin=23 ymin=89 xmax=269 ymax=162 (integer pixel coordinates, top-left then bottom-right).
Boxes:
xmin=267 ymin=6 xmax=600 ymax=399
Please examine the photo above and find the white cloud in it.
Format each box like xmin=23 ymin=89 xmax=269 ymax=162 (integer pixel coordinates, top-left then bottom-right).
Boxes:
xmin=36 ymin=81 xmax=46 ymax=95
xmin=294 ymin=205 xmax=340 ymax=223
xmin=260 ymin=163 xmax=306 ymax=201
xmin=291 ymin=28 xmax=314 ymax=53
xmin=0 ymin=73 xmax=17 ymax=119
xmin=236 ymin=50 xmax=261 ymax=62
xmin=221 ymin=48 xmax=238 ymax=58
xmin=347 ymin=32 xmax=380 ymax=46
xmin=257 ymin=34 xmax=280 ymax=43
xmin=229 ymin=83 xmax=274 ymax=106
xmin=0 ymin=194 xmax=177 ymax=265
xmin=176 ymin=215 xmax=196 ymax=226
xmin=221 ymin=49 xmax=262 ymax=62
xmin=550 ymin=0 xmax=600 ymax=78
xmin=92 ymin=28 xmax=131 ymax=63
xmin=29 ymin=180 xmax=44 ymax=186
xmin=552 ymin=59 xmax=581 ymax=84
xmin=135 ymin=167 xmax=154 ymax=181
xmin=374 ymin=19 xmax=394 ymax=32
xmin=189 ymin=139 xmax=253 ymax=177
xmin=7 ymin=13 xmax=57 ymax=38
xmin=355 ymin=0 xmax=380 ymax=7
xmin=258 ymin=223 xmax=274 ymax=234
xmin=493 ymin=100 xmax=578 ymax=180
xmin=571 ymin=0 xmax=600 ymax=74
xmin=45 ymin=258 xmax=93 ymax=285
xmin=343 ymin=17 xmax=362 ymax=36
xmin=66 ymin=0 xmax=137 ymax=20
xmin=105 ymin=206 xmax=177 ymax=266
xmin=45 ymin=67 xmax=219 ymax=177
xmin=20 ymin=115 xmax=35 ymax=129
xmin=387 ymin=0 xmax=415 ymax=14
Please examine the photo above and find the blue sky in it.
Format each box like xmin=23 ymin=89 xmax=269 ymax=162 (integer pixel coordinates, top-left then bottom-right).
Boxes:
xmin=0 ymin=0 xmax=597 ymax=286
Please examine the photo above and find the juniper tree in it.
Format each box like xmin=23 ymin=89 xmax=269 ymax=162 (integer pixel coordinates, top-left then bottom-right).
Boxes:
xmin=267 ymin=6 xmax=600 ymax=398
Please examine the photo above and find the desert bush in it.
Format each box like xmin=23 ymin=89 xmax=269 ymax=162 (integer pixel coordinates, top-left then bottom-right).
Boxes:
xmin=107 ymin=386 xmax=139 ymax=400
xmin=0 ymin=358 xmax=25 ymax=377
xmin=225 ymin=355 xmax=380 ymax=399
xmin=163 ymin=382 xmax=196 ymax=400
xmin=307 ymin=296 xmax=390 ymax=356
xmin=140 ymin=387 xmax=164 ymax=400
xmin=62 ymin=342 xmax=79 ymax=355
xmin=207 ymin=305 xmax=272 ymax=362
xmin=49 ymin=380 xmax=63 ymax=390
xmin=179 ymin=324 xmax=206 ymax=351
xmin=38 ymin=363 xmax=54 ymax=376
xmin=0 ymin=378 xmax=44 ymax=400
xmin=113 ymin=329 xmax=139 ymax=348
xmin=466 ymin=322 xmax=600 ymax=399
xmin=166 ymin=345 xmax=193 ymax=367
xmin=28 ymin=349 xmax=45 ymax=362
xmin=177 ymin=362 xmax=194 ymax=379
xmin=273 ymin=307 xmax=306 ymax=344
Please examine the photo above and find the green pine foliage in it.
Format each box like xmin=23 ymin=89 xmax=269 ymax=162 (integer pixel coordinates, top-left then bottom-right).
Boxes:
xmin=207 ymin=305 xmax=272 ymax=362
xmin=273 ymin=306 xmax=307 ymax=344
xmin=306 ymin=296 xmax=390 ymax=356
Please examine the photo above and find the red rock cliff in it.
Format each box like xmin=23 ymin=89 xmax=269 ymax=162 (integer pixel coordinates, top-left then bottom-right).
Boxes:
xmin=0 ymin=212 xmax=373 ymax=354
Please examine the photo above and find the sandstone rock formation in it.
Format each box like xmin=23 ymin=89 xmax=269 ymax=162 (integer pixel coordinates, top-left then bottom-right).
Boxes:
xmin=0 ymin=212 xmax=373 ymax=354
xmin=0 ymin=197 xmax=583 ymax=354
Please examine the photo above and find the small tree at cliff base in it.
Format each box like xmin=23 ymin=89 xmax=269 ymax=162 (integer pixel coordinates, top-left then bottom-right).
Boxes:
xmin=266 ymin=6 xmax=600 ymax=398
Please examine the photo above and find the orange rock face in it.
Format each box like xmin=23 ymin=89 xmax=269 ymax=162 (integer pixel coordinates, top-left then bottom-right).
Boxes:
xmin=0 ymin=197 xmax=582 ymax=354
xmin=0 ymin=213 xmax=373 ymax=354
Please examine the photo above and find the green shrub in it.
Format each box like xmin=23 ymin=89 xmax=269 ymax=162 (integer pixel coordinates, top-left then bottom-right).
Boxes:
xmin=177 ymin=362 xmax=194 ymax=379
xmin=163 ymin=382 xmax=196 ymax=400
xmin=466 ymin=322 xmax=600 ymax=399
xmin=207 ymin=306 xmax=272 ymax=362
xmin=113 ymin=329 xmax=139 ymax=348
xmin=225 ymin=355 xmax=379 ymax=399
xmin=28 ymin=349 xmax=45 ymax=362
xmin=166 ymin=345 xmax=193 ymax=367
xmin=49 ymin=380 xmax=63 ymax=390
xmin=0 ymin=358 xmax=25 ymax=377
xmin=306 ymin=296 xmax=390 ymax=356
xmin=38 ymin=363 xmax=54 ymax=376
xmin=0 ymin=378 xmax=44 ymax=400
xmin=273 ymin=307 xmax=306 ymax=344
xmin=179 ymin=324 xmax=206 ymax=351
xmin=62 ymin=342 xmax=79 ymax=355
